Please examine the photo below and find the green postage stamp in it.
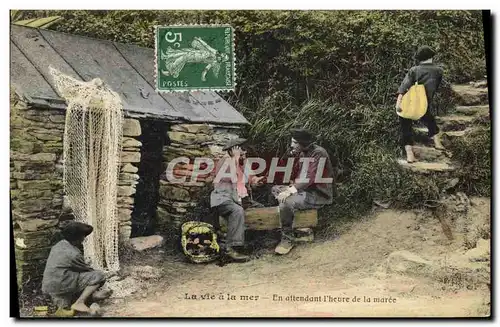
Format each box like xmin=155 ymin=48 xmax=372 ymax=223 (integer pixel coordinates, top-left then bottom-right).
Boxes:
xmin=155 ymin=25 xmax=235 ymax=92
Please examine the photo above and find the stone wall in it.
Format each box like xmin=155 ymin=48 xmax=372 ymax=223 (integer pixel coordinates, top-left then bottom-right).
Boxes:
xmin=10 ymin=88 xmax=241 ymax=285
xmin=117 ymin=119 xmax=142 ymax=243
xmin=10 ymin=92 xmax=65 ymax=288
xmin=10 ymin=89 xmax=143 ymax=287
xmin=157 ymin=123 xmax=241 ymax=232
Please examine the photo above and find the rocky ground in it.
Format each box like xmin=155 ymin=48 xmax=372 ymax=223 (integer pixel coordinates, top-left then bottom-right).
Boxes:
xmin=18 ymin=81 xmax=491 ymax=318
xmin=99 ymin=80 xmax=491 ymax=318
xmin=99 ymin=196 xmax=490 ymax=317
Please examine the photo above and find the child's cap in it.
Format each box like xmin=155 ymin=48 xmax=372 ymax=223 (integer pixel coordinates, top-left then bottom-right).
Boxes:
xmin=414 ymin=46 xmax=436 ymax=62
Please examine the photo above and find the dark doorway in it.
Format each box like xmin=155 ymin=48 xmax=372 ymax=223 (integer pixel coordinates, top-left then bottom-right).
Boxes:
xmin=131 ymin=120 xmax=168 ymax=237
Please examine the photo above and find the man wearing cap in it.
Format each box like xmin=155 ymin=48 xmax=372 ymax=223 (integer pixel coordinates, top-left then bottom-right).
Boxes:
xmin=42 ymin=221 xmax=111 ymax=313
xmin=210 ymin=138 xmax=265 ymax=261
xmin=274 ymin=128 xmax=336 ymax=255
xmin=396 ymin=45 xmax=445 ymax=163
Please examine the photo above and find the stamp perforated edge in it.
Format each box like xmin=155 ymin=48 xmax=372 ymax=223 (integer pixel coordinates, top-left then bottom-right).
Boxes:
xmin=154 ymin=24 xmax=236 ymax=93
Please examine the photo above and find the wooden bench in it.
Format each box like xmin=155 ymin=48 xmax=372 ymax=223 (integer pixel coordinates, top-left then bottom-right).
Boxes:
xmin=219 ymin=206 xmax=318 ymax=231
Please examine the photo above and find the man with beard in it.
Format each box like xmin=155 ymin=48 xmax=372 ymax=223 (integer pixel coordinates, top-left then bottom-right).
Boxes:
xmin=274 ymin=128 xmax=336 ymax=255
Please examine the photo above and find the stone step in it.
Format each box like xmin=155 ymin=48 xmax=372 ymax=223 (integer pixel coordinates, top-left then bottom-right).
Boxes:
xmin=436 ymin=115 xmax=477 ymax=131
xmin=436 ymin=114 xmax=476 ymax=124
xmin=443 ymin=128 xmax=475 ymax=138
xmin=455 ymin=105 xmax=490 ymax=117
xmin=451 ymin=84 xmax=489 ymax=106
xmin=397 ymin=159 xmax=455 ymax=174
xmin=128 ymin=235 xmax=164 ymax=251
xmin=412 ymin=145 xmax=447 ymax=161
xmin=415 ymin=127 xmax=478 ymax=140
xmin=440 ymin=128 xmax=482 ymax=149
xmin=469 ymin=80 xmax=488 ymax=88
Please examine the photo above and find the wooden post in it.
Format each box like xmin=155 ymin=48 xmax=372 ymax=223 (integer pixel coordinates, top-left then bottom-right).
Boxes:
xmin=219 ymin=206 xmax=318 ymax=231
xmin=435 ymin=203 xmax=454 ymax=241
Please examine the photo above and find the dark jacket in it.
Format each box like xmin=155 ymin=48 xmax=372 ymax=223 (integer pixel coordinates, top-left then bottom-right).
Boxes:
xmin=398 ymin=62 xmax=444 ymax=107
xmin=42 ymin=239 xmax=93 ymax=295
xmin=294 ymin=144 xmax=336 ymax=206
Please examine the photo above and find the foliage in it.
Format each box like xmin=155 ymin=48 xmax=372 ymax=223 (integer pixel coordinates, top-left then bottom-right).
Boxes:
xmin=247 ymin=99 xmax=443 ymax=228
xmin=11 ymin=10 xmax=61 ymax=28
xmin=21 ymin=10 xmax=485 ymax=108
xmin=15 ymin=10 xmax=488 ymax=224
xmin=244 ymin=98 xmax=401 ymax=174
xmin=447 ymin=127 xmax=491 ymax=196
xmin=10 ymin=10 xmax=23 ymax=21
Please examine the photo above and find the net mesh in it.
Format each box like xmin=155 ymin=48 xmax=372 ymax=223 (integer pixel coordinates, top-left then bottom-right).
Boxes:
xmin=49 ymin=67 xmax=123 ymax=272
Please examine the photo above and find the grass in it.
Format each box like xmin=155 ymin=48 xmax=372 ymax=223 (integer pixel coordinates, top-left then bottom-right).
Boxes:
xmin=240 ymin=99 xmax=447 ymax=233
xmin=447 ymin=126 xmax=491 ymax=196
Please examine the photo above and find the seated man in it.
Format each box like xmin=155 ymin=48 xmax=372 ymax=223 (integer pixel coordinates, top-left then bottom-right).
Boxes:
xmin=210 ymin=138 xmax=264 ymax=262
xmin=275 ymin=128 xmax=336 ymax=255
xmin=42 ymin=221 xmax=110 ymax=313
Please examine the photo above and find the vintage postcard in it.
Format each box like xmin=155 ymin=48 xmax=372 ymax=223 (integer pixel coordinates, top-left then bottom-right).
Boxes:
xmin=9 ymin=9 xmax=491 ymax=318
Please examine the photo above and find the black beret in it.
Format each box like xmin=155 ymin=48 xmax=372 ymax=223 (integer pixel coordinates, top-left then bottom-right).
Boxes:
xmin=291 ymin=128 xmax=316 ymax=145
xmin=61 ymin=221 xmax=93 ymax=242
xmin=414 ymin=45 xmax=436 ymax=62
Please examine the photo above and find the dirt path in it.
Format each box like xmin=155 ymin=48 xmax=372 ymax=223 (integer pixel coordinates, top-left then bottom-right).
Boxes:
xmin=102 ymin=81 xmax=491 ymax=318
xmin=103 ymin=197 xmax=490 ymax=318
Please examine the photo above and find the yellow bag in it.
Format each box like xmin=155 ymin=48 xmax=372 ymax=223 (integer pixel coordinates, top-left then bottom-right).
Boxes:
xmin=397 ymin=81 xmax=428 ymax=120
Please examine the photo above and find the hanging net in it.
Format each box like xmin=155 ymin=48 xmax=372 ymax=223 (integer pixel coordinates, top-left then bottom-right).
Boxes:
xmin=49 ymin=67 xmax=123 ymax=272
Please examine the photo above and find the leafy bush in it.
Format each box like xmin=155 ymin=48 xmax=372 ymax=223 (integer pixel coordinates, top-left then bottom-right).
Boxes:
xmin=245 ymin=98 xmax=443 ymax=224
xmin=447 ymin=127 xmax=491 ymax=196
xmin=244 ymin=98 xmax=401 ymax=159
xmin=17 ymin=10 xmax=487 ymax=224
xmin=23 ymin=10 xmax=485 ymax=109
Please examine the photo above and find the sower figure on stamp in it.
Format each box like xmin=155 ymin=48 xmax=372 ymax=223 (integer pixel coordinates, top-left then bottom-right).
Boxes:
xmin=210 ymin=138 xmax=265 ymax=262
xmin=396 ymin=45 xmax=445 ymax=163
xmin=274 ymin=128 xmax=336 ymax=255
xmin=42 ymin=221 xmax=111 ymax=313
xmin=160 ymin=37 xmax=229 ymax=81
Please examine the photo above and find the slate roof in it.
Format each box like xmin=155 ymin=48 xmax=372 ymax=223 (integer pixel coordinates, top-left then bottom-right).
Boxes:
xmin=10 ymin=25 xmax=249 ymax=125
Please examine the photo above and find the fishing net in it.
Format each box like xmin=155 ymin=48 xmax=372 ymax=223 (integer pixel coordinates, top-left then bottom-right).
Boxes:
xmin=49 ymin=67 xmax=123 ymax=272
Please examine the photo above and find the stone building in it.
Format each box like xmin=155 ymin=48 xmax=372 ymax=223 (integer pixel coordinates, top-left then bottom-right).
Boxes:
xmin=10 ymin=25 xmax=249 ymax=287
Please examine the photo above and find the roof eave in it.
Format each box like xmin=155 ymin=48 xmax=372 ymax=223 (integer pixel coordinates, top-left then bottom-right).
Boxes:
xmin=18 ymin=91 xmax=250 ymax=126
